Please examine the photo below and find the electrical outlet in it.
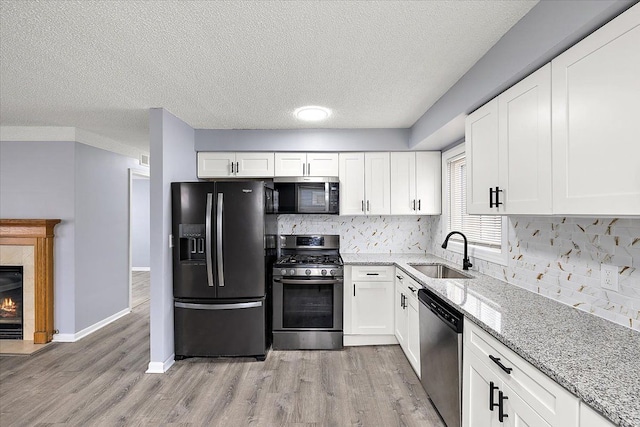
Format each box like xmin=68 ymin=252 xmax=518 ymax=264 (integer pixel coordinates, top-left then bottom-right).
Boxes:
xmin=600 ymin=264 xmax=619 ymax=292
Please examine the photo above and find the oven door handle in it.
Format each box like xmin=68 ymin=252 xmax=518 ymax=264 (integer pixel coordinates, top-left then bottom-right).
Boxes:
xmin=274 ymin=278 xmax=343 ymax=285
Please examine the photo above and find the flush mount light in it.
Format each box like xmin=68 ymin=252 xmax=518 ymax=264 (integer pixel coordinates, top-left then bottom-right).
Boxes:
xmin=294 ymin=106 xmax=331 ymax=122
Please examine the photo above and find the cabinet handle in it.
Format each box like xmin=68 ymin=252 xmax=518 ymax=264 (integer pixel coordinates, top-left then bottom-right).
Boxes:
xmin=308 ymin=163 xmax=311 ymax=175
xmin=361 ymin=200 xmax=365 ymax=212
xmin=489 ymin=187 xmax=503 ymax=208
xmin=408 ymin=286 xmax=416 ymax=293
xmin=401 ymin=293 xmax=406 ymax=309
xmin=353 ymin=284 xmax=356 ymax=297
xmin=418 ymin=199 xmax=421 ymax=211
xmin=396 ymin=275 xmax=403 ymax=281
xmin=489 ymin=355 xmax=513 ymax=374
xmin=367 ymin=200 xmax=370 ymax=212
xmin=236 ymin=162 xmax=239 ymax=174
xmin=231 ymin=162 xmax=234 ymax=174
xmin=498 ymin=391 xmax=509 ymax=422
xmin=489 ymin=381 xmax=499 ymax=411
xmin=302 ymin=163 xmax=305 ymax=175
xmin=412 ymin=199 xmax=416 ymax=211
xmin=366 ymin=273 xmax=379 ymax=276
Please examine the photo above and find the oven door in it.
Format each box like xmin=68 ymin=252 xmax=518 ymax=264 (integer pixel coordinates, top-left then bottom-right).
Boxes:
xmin=272 ymin=277 xmax=343 ymax=332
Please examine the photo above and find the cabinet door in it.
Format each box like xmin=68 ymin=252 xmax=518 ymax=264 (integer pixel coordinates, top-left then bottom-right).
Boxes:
xmin=390 ymin=152 xmax=417 ymax=215
xmin=394 ymin=281 xmax=408 ymax=348
xmin=579 ymin=403 xmax=615 ymax=427
xmin=498 ymin=64 xmax=552 ymax=214
xmin=463 ymin=349 xmax=501 ymax=427
xmin=552 ymin=4 xmax=640 ymax=215
xmin=339 ymin=153 xmax=366 ymax=215
xmin=502 ymin=382 xmax=551 ymax=427
xmin=307 ymin=153 xmax=339 ymax=177
xmin=197 ymin=152 xmax=235 ymax=178
xmin=235 ymin=153 xmax=274 ymax=177
xmin=415 ymin=151 xmax=441 ymax=215
xmin=406 ymin=296 xmax=421 ymax=377
xmin=351 ymin=281 xmax=394 ymax=335
xmin=466 ymin=99 xmax=500 ymax=214
xmin=364 ymin=152 xmax=391 ymax=215
xmin=274 ymin=152 xmax=306 ymax=177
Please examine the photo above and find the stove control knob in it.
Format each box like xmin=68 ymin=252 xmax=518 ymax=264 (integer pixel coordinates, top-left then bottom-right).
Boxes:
xmin=305 ymin=269 xmax=311 ymax=276
xmin=280 ymin=269 xmax=287 ymax=276
xmin=330 ymin=269 xmax=336 ymax=276
xmin=321 ymin=269 xmax=327 ymax=276
xmin=289 ymin=269 xmax=296 ymax=276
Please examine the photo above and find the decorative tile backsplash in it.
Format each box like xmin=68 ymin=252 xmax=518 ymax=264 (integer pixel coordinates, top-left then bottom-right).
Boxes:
xmin=277 ymin=215 xmax=430 ymax=253
xmin=430 ymin=216 xmax=640 ymax=331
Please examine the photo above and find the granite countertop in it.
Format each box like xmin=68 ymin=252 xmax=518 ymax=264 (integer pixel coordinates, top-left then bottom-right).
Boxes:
xmin=342 ymin=253 xmax=640 ymax=427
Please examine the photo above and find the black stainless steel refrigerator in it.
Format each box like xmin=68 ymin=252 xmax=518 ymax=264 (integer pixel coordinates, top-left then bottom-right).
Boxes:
xmin=171 ymin=181 xmax=276 ymax=360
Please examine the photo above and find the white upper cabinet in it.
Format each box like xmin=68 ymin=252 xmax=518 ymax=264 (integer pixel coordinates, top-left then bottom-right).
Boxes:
xmin=551 ymin=4 xmax=640 ymax=215
xmin=466 ymin=64 xmax=552 ymax=215
xmin=198 ymin=152 xmax=274 ymax=178
xmin=391 ymin=152 xmax=441 ymax=215
xmin=274 ymin=152 xmax=338 ymax=177
xmin=339 ymin=152 xmax=391 ymax=215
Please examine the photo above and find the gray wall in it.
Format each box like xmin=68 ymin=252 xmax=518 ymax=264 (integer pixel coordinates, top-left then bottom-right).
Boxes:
xmin=195 ymin=128 xmax=410 ymax=152
xmin=0 ymin=140 xmax=77 ymax=335
xmin=149 ymin=108 xmax=197 ymax=369
xmin=411 ymin=0 xmax=636 ymax=149
xmin=132 ymin=178 xmax=150 ymax=268
xmin=74 ymin=143 xmax=139 ymax=331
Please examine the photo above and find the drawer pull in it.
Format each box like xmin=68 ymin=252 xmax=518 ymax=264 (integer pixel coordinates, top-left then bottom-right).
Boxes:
xmin=408 ymin=286 xmax=416 ymax=293
xmin=396 ymin=275 xmax=403 ymax=280
xmin=498 ymin=391 xmax=509 ymax=422
xmin=489 ymin=355 xmax=513 ymax=374
xmin=366 ymin=273 xmax=379 ymax=276
xmin=489 ymin=381 xmax=499 ymax=411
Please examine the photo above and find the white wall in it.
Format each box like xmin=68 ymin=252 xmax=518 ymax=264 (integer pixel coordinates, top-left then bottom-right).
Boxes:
xmin=149 ymin=108 xmax=197 ymax=372
xmin=131 ymin=177 xmax=150 ymax=269
xmin=429 ymin=215 xmax=640 ymax=331
xmin=0 ymin=141 xmax=77 ymax=335
xmin=74 ymin=143 xmax=139 ymax=331
xmin=0 ymin=140 xmax=140 ymax=336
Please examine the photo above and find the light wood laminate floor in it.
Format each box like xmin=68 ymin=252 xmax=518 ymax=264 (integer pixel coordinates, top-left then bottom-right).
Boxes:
xmin=131 ymin=271 xmax=150 ymax=308
xmin=0 ymin=299 xmax=445 ymax=426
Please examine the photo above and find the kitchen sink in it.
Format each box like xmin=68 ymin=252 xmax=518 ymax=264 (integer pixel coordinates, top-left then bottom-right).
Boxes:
xmin=408 ymin=263 xmax=473 ymax=279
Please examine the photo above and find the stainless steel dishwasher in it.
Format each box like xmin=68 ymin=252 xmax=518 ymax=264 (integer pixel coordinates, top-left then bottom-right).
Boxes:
xmin=418 ymin=288 xmax=463 ymax=427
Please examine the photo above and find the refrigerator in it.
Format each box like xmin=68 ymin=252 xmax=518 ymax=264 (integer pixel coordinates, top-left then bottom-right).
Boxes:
xmin=171 ymin=181 xmax=276 ymax=360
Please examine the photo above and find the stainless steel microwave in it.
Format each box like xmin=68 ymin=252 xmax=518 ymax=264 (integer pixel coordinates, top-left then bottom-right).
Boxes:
xmin=273 ymin=177 xmax=339 ymax=214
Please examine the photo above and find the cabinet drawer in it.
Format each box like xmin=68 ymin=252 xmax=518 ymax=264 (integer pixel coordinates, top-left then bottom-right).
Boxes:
xmin=352 ymin=265 xmax=394 ymax=281
xmin=465 ymin=321 xmax=578 ymax=426
xmin=395 ymin=269 xmax=421 ymax=302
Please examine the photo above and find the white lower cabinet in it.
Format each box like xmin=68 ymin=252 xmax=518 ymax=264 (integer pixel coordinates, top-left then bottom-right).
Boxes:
xmin=344 ymin=266 xmax=395 ymax=345
xmin=463 ymin=321 xmax=578 ymax=427
xmin=579 ymin=403 xmax=614 ymax=427
xmin=394 ymin=270 xmax=420 ymax=377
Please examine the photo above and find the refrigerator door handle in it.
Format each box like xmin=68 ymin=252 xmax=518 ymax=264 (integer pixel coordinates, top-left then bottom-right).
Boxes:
xmin=217 ymin=192 xmax=225 ymax=287
xmin=175 ymin=301 xmax=262 ymax=310
xmin=205 ymin=193 xmax=214 ymax=287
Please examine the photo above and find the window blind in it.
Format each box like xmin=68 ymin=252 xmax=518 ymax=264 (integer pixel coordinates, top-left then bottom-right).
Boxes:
xmin=448 ymin=155 xmax=502 ymax=248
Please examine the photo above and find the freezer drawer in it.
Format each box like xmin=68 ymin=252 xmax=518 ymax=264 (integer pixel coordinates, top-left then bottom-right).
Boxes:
xmin=174 ymin=299 xmax=267 ymax=360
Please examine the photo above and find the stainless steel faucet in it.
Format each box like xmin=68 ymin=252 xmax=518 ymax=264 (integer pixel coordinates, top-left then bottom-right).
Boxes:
xmin=442 ymin=231 xmax=473 ymax=271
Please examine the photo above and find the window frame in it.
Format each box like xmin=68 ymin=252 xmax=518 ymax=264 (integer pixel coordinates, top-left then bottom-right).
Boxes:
xmin=441 ymin=143 xmax=508 ymax=266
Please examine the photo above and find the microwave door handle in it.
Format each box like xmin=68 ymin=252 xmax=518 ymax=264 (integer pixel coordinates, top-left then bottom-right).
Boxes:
xmin=325 ymin=182 xmax=330 ymax=211
xmin=217 ymin=192 xmax=225 ymax=287
xmin=205 ymin=193 xmax=214 ymax=287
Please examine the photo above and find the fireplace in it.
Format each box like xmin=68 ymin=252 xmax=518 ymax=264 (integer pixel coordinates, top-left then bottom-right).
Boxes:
xmin=0 ymin=266 xmax=23 ymax=340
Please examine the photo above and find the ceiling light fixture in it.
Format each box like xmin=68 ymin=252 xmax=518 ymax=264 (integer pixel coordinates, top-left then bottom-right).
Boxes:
xmin=294 ymin=106 xmax=331 ymax=122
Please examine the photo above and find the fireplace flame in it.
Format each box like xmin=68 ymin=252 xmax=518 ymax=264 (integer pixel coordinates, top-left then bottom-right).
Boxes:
xmin=0 ymin=297 xmax=17 ymax=317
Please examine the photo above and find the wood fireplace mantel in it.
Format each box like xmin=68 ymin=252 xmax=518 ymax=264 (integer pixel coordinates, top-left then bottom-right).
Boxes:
xmin=0 ymin=219 xmax=61 ymax=343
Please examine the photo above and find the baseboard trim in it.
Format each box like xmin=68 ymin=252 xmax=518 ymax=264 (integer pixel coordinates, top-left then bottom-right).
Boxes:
xmin=52 ymin=308 xmax=130 ymax=343
xmin=146 ymin=354 xmax=175 ymax=374
xmin=132 ymin=267 xmax=150 ymax=271
xmin=344 ymin=334 xmax=398 ymax=346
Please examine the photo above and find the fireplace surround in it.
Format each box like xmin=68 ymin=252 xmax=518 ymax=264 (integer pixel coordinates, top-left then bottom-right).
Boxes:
xmin=0 ymin=219 xmax=60 ymax=343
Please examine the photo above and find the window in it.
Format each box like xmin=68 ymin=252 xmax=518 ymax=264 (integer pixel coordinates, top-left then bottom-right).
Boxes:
xmin=442 ymin=143 xmax=508 ymax=266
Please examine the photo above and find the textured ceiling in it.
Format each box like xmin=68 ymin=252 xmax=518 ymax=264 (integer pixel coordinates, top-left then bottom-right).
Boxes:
xmin=0 ymin=0 xmax=537 ymax=154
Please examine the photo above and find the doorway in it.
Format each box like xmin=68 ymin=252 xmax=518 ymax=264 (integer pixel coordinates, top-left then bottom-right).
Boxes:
xmin=128 ymin=169 xmax=150 ymax=310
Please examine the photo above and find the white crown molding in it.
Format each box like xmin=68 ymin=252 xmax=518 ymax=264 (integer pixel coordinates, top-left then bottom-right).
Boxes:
xmin=0 ymin=126 xmax=147 ymax=160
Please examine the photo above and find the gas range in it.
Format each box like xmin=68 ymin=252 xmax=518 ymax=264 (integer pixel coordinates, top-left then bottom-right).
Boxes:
xmin=272 ymin=234 xmax=344 ymax=350
xmin=273 ymin=235 xmax=343 ymax=278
